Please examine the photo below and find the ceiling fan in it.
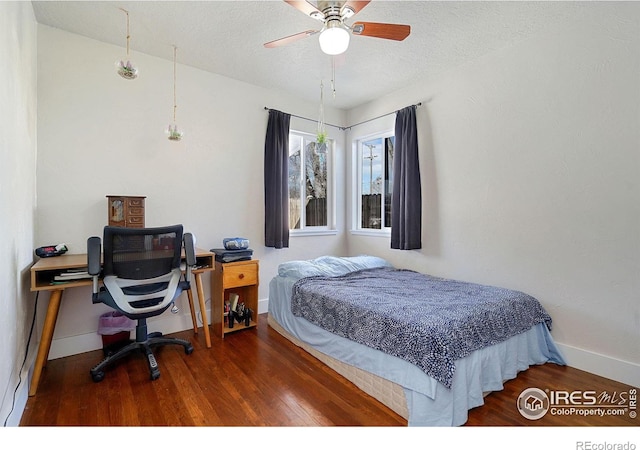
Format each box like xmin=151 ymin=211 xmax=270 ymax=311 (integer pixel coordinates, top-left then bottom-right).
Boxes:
xmin=264 ymin=0 xmax=411 ymax=56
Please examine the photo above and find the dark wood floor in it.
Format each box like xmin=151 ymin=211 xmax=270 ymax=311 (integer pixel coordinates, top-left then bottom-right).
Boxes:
xmin=20 ymin=314 xmax=637 ymax=428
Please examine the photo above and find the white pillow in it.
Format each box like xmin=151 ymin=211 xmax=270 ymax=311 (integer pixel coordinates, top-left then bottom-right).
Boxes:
xmin=277 ymin=255 xmax=392 ymax=279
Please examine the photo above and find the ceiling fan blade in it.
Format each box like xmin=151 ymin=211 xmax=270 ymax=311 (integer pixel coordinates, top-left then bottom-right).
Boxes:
xmin=351 ymin=22 xmax=411 ymax=41
xmin=284 ymin=0 xmax=324 ymax=20
xmin=341 ymin=1 xmax=371 ymax=17
xmin=264 ymin=30 xmax=319 ymax=48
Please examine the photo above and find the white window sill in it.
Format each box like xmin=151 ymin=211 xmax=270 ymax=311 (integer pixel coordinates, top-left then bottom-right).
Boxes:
xmin=350 ymin=229 xmax=391 ymax=237
xmin=290 ymin=229 xmax=338 ymax=237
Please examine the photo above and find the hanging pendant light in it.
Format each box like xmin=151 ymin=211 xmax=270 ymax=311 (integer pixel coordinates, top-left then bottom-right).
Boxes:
xmin=166 ymin=45 xmax=183 ymax=141
xmin=115 ymin=8 xmax=138 ymax=80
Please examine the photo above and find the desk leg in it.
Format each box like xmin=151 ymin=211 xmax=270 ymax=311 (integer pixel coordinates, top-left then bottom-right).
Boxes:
xmin=194 ymin=273 xmax=211 ymax=348
xmin=186 ymin=288 xmax=198 ymax=334
xmin=29 ymin=289 xmax=63 ymax=396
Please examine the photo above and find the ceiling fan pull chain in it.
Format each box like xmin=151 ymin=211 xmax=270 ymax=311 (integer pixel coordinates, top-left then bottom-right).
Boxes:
xmin=331 ymin=57 xmax=336 ymax=98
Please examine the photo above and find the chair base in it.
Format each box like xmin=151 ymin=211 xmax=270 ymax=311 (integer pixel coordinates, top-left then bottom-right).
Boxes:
xmin=90 ymin=332 xmax=193 ymax=382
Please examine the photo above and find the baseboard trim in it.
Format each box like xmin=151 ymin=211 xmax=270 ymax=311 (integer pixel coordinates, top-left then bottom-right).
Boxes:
xmin=48 ymin=299 xmax=270 ymax=360
xmin=2 ymin=358 xmax=32 ymax=427
xmin=556 ymin=343 xmax=639 ymax=388
xmin=48 ymin=312 xmax=206 ymax=360
xmin=258 ymin=297 xmax=268 ymax=315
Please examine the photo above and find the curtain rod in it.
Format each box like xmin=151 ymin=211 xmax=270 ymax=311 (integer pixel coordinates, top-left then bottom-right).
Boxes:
xmin=263 ymin=107 xmax=345 ymax=130
xmin=264 ymin=102 xmax=422 ymax=132
xmin=345 ymin=103 xmax=422 ymax=130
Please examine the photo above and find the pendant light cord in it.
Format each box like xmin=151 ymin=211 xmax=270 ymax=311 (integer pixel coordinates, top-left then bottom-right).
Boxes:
xmin=318 ymin=80 xmax=325 ymax=135
xmin=173 ymin=45 xmax=178 ymax=122
xmin=119 ymin=8 xmax=130 ymax=58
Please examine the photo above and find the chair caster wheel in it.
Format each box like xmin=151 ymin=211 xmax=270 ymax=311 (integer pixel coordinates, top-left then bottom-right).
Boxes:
xmin=91 ymin=371 xmax=105 ymax=382
xmin=185 ymin=344 xmax=194 ymax=355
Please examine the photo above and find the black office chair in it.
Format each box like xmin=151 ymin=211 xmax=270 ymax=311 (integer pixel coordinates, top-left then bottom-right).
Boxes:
xmin=87 ymin=224 xmax=195 ymax=382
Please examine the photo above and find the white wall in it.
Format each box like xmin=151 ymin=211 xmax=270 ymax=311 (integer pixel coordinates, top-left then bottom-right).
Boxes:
xmin=0 ymin=1 xmax=38 ymax=426
xmin=346 ymin=2 xmax=640 ymax=387
xmin=36 ymin=25 xmax=347 ymax=359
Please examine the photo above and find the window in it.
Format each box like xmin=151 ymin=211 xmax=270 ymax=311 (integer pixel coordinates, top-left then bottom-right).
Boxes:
xmin=355 ymin=132 xmax=394 ymax=231
xmin=288 ymin=131 xmax=333 ymax=232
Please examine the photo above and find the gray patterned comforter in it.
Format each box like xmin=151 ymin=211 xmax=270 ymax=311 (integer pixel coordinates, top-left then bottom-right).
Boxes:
xmin=291 ymin=267 xmax=553 ymax=388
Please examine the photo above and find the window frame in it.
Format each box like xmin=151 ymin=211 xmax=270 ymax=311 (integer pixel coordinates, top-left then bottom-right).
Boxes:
xmin=351 ymin=129 xmax=394 ymax=236
xmin=288 ymin=129 xmax=336 ymax=236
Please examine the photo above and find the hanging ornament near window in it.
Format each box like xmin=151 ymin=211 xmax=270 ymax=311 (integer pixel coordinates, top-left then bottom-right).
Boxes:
xmin=115 ymin=8 xmax=138 ymax=80
xmin=166 ymin=45 xmax=183 ymax=141
xmin=316 ymin=80 xmax=327 ymax=153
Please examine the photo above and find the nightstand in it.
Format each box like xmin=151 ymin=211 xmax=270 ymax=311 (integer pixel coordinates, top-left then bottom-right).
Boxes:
xmin=212 ymin=259 xmax=259 ymax=338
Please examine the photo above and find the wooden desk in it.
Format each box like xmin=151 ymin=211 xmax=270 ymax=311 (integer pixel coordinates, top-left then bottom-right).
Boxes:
xmin=29 ymin=248 xmax=214 ymax=396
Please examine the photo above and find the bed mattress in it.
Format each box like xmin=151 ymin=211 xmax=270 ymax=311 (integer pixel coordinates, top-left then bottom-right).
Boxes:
xmin=268 ymin=256 xmax=566 ymax=426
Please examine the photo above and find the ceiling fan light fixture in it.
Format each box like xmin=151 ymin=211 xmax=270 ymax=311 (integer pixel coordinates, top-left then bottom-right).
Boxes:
xmin=318 ymin=22 xmax=350 ymax=55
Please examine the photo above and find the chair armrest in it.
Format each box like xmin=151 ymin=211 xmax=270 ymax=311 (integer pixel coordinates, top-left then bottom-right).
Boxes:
xmin=87 ymin=237 xmax=101 ymax=275
xmin=87 ymin=236 xmax=101 ymax=298
xmin=183 ymin=233 xmax=196 ymax=266
xmin=183 ymin=233 xmax=196 ymax=285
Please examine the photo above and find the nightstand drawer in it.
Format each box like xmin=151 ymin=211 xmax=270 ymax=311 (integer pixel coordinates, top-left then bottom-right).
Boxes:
xmin=222 ymin=263 xmax=258 ymax=288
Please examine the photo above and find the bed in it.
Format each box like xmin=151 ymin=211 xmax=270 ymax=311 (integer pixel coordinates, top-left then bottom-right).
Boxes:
xmin=267 ymin=255 xmax=566 ymax=426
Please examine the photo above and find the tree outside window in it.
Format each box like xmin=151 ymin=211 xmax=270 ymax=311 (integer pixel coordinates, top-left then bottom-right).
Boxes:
xmin=288 ymin=131 xmax=329 ymax=230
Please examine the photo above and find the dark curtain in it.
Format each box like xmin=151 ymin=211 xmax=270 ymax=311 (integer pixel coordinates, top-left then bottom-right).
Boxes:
xmin=391 ymin=105 xmax=422 ymax=250
xmin=264 ymin=109 xmax=291 ymax=248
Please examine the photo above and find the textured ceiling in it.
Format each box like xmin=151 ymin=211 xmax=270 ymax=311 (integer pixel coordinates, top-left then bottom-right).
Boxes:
xmin=32 ymin=1 xmax=587 ymax=110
